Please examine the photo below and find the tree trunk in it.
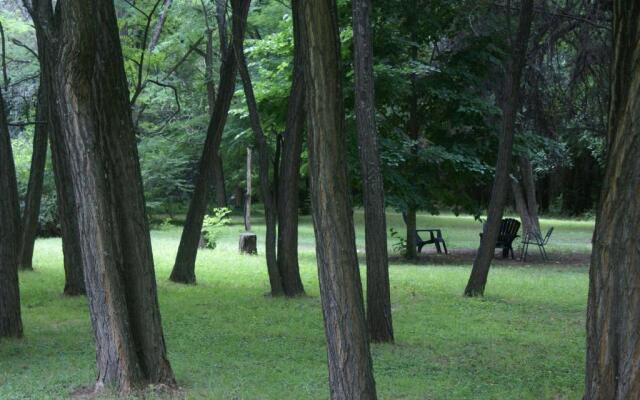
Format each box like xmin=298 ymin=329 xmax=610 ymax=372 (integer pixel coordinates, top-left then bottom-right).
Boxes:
xmin=244 ymin=147 xmax=252 ymax=231
xmin=585 ymin=2 xmax=640 ymax=398
xmin=405 ymin=208 xmax=417 ymax=259
xmin=511 ymin=176 xmax=534 ymax=236
xmin=352 ymin=0 xmax=393 ymax=343
xmin=464 ymin=0 xmax=534 ymax=297
xmin=276 ymin=0 xmax=305 ymax=298
xmin=148 ymin=0 xmax=173 ymax=52
xmin=232 ymin=0 xmax=284 ymax=296
xmin=171 ymin=2 xmax=247 ymax=284
xmin=302 ymin=1 xmax=377 ymax=398
xmin=30 ymin=2 xmax=86 ymax=296
xmin=0 ymin=90 xmax=23 ymax=339
xmin=518 ymin=156 xmax=540 ymax=235
xmin=18 ymin=82 xmax=48 ymax=271
xmin=52 ymin=1 xmax=175 ymax=392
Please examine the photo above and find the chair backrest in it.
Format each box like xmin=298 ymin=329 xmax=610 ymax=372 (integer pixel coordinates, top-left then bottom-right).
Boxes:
xmin=543 ymin=227 xmax=554 ymax=245
xmin=499 ymin=218 xmax=521 ymax=240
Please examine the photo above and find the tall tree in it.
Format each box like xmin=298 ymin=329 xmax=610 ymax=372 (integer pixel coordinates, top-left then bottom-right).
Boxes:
xmin=49 ymin=0 xmax=175 ymax=391
xmin=352 ymin=0 xmax=393 ymax=342
xmin=27 ymin=0 xmax=86 ymax=296
xmin=171 ymin=0 xmax=248 ymax=284
xmin=302 ymin=0 xmax=377 ymax=398
xmin=585 ymin=1 xmax=640 ymax=398
xmin=232 ymin=0 xmax=283 ymax=295
xmin=0 ymin=88 xmax=23 ymax=339
xmin=276 ymin=0 xmax=306 ymax=297
xmin=464 ymin=0 xmax=534 ymax=297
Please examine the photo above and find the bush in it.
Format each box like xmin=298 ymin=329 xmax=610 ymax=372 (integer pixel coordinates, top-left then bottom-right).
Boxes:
xmin=200 ymin=208 xmax=232 ymax=250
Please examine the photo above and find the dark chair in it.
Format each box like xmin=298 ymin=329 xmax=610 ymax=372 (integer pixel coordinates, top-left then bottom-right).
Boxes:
xmin=480 ymin=218 xmax=521 ymax=259
xmin=520 ymin=227 xmax=554 ymax=262
xmin=402 ymin=213 xmax=448 ymax=254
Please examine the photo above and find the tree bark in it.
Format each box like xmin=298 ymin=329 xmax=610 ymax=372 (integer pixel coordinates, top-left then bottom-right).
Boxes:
xmin=352 ymin=0 xmax=393 ymax=343
xmin=232 ymin=0 xmax=284 ymax=296
xmin=171 ymin=2 xmax=248 ymax=284
xmin=585 ymin=2 xmax=640 ymax=398
xmin=464 ymin=0 xmax=534 ymax=297
xmin=244 ymin=147 xmax=252 ymax=231
xmin=0 ymin=89 xmax=23 ymax=339
xmin=518 ymin=156 xmax=540 ymax=235
xmin=18 ymin=82 xmax=48 ymax=271
xmin=276 ymin=0 xmax=306 ymax=298
xmin=52 ymin=0 xmax=175 ymax=392
xmin=302 ymin=1 xmax=377 ymax=398
xmin=29 ymin=1 xmax=86 ymax=296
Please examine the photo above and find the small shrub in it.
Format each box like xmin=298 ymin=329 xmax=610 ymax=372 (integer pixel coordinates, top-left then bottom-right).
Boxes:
xmin=201 ymin=207 xmax=232 ymax=250
xmin=389 ymin=227 xmax=407 ymax=257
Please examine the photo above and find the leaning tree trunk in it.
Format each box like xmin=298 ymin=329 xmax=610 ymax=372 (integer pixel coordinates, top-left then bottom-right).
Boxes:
xmin=585 ymin=2 xmax=640 ymax=398
xmin=464 ymin=0 xmax=534 ymax=297
xmin=302 ymin=1 xmax=377 ymax=398
xmin=171 ymin=3 xmax=247 ymax=284
xmin=52 ymin=1 xmax=175 ymax=392
xmin=0 ymin=90 xmax=23 ymax=339
xmin=276 ymin=0 xmax=306 ymax=298
xmin=232 ymin=0 xmax=284 ymax=296
xmin=30 ymin=7 xmax=86 ymax=296
xmin=352 ymin=0 xmax=394 ymax=343
xmin=18 ymin=83 xmax=48 ymax=271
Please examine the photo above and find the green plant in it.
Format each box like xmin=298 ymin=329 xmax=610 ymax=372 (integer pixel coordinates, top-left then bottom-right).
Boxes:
xmin=201 ymin=207 xmax=232 ymax=250
xmin=389 ymin=227 xmax=407 ymax=256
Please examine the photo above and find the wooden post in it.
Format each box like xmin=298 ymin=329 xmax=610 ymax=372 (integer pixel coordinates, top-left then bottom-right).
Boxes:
xmin=240 ymin=147 xmax=257 ymax=254
xmin=244 ymin=147 xmax=252 ymax=231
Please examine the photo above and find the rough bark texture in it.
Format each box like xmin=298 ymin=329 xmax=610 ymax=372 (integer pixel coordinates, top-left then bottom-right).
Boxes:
xmin=244 ymin=147 xmax=252 ymax=231
xmin=352 ymin=0 xmax=393 ymax=343
xmin=18 ymin=83 xmax=48 ymax=271
xmin=29 ymin=0 xmax=86 ymax=296
xmin=0 ymin=90 xmax=23 ymax=339
xmin=585 ymin=2 xmax=640 ymax=398
xmin=171 ymin=2 xmax=247 ymax=284
xmin=232 ymin=0 xmax=284 ymax=296
xmin=276 ymin=0 xmax=306 ymax=298
xmin=302 ymin=1 xmax=377 ymax=398
xmin=464 ymin=0 xmax=534 ymax=297
xmin=516 ymin=156 xmax=540 ymax=236
xmin=52 ymin=0 xmax=175 ymax=392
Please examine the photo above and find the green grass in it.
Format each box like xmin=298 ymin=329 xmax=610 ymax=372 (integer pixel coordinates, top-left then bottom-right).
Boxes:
xmin=0 ymin=211 xmax=593 ymax=399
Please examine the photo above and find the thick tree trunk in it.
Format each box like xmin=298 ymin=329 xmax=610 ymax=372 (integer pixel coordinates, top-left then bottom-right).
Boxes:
xmin=276 ymin=0 xmax=305 ymax=298
xmin=52 ymin=1 xmax=175 ymax=392
xmin=171 ymin=3 xmax=247 ymax=284
xmin=585 ymin=2 xmax=640 ymax=398
xmin=302 ymin=1 xmax=377 ymax=398
xmin=18 ymin=83 xmax=48 ymax=271
xmin=519 ymin=156 xmax=540 ymax=235
xmin=30 ymin=3 xmax=86 ymax=296
xmin=0 ymin=90 xmax=23 ymax=339
xmin=464 ymin=0 xmax=534 ymax=297
xmin=511 ymin=177 xmax=534 ymax=236
xmin=352 ymin=0 xmax=393 ymax=343
xmin=244 ymin=147 xmax=252 ymax=231
xmin=232 ymin=0 xmax=284 ymax=296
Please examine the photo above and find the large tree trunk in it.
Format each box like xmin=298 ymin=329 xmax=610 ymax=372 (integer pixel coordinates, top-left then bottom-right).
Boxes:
xmin=0 ymin=90 xmax=23 ymax=339
xmin=352 ymin=0 xmax=393 ymax=343
xmin=276 ymin=0 xmax=305 ymax=298
xmin=464 ymin=0 xmax=534 ymax=297
xmin=232 ymin=0 xmax=283 ymax=296
xmin=171 ymin=3 xmax=247 ymax=284
xmin=18 ymin=83 xmax=48 ymax=271
xmin=585 ymin=2 xmax=640 ymax=398
xmin=302 ymin=1 xmax=377 ymax=398
xmin=518 ymin=156 xmax=540 ymax=235
xmin=30 ymin=3 xmax=86 ymax=296
xmin=52 ymin=1 xmax=175 ymax=392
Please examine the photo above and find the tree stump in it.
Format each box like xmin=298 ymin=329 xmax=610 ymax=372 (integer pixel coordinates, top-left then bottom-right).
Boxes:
xmin=239 ymin=232 xmax=257 ymax=255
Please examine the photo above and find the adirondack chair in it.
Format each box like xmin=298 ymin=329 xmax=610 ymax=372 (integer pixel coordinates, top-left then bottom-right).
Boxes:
xmin=520 ymin=227 xmax=554 ymax=261
xmin=402 ymin=213 xmax=448 ymax=254
xmin=480 ymin=218 xmax=521 ymax=259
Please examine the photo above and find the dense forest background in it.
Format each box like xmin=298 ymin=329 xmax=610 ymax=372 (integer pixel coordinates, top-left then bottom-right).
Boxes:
xmin=1 ymin=0 xmax=610 ymax=232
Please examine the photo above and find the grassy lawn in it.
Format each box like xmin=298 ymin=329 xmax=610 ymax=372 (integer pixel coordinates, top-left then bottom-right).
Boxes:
xmin=0 ymin=211 xmax=593 ymax=399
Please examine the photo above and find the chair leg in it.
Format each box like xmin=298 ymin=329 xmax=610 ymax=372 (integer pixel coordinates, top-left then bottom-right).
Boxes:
xmin=435 ymin=241 xmax=442 ymax=254
xmin=417 ymin=244 xmax=424 ymax=254
xmin=540 ymin=245 xmax=548 ymax=262
xmin=442 ymin=240 xmax=448 ymax=255
xmin=502 ymin=247 xmax=509 ymax=259
xmin=522 ymin=242 xmax=529 ymax=262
